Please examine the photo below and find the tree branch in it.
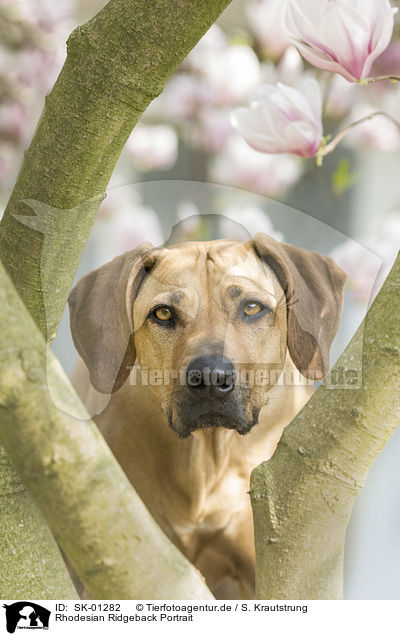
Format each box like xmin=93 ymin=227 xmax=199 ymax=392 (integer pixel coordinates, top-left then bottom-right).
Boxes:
xmin=0 ymin=0 xmax=232 ymax=599
xmin=0 ymin=260 xmax=213 ymax=599
xmin=0 ymin=0 xmax=232 ymax=340
xmin=250 ymin=250 xmax=400 ymax=599
xmin=0 ymin=447 xmax=78 ymax=599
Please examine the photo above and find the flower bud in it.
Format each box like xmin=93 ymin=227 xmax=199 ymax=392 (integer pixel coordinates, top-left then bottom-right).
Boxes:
xmin=285 ymin=0 xmax=398 ymax=82
xmin=231 ymin=77 xmax=323 ymax=158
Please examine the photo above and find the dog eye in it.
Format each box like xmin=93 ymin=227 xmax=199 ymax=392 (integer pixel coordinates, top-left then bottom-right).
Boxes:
xmin=243 ymin=301 xmax=263 ymax=317
xmin=153 ymin=306 xmax=173 ymax=322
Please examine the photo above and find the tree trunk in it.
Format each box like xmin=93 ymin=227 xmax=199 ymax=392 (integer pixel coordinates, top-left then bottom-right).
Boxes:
xmin=0 ymin=0 xmax=232 ymax=599
xmin=0 ymin=260 xmax=213 ymax=599
xmin=250 ymin=250 xmax=400 ymax=599
xmin=0 ymin=447 xmax=78 ymax=599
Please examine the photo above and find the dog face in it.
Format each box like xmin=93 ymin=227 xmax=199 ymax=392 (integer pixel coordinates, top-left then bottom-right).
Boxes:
xmin=69 ymin=234 xmax=346 ymax=438
xmin=132 ymin=240 xmax=288 ymax=437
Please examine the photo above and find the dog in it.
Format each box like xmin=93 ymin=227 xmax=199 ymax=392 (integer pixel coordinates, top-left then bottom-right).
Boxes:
xmin=69 ymin=232 xmax=346 ymax=599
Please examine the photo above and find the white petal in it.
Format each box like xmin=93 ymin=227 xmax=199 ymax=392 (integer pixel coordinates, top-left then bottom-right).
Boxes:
xmin=230 ymin=107 xmax=280 ymax=153
xmin=294 ymin=40 xmax=358 ymax=81
xmin=298 ymin=75 xmax=323 ymax=119
xmin=284 ymin=120 xmax=321 ymax=156
xmin=319 ymin=6 xmax=372 ymax=79
xmin=363 ymin=7 xmax=396 ymax=75
xmin=277 ymin=78 xmax=322 ymax=124
xmin=286 ymin=0 xmax=396 ymax=81
xmin=286 ymin=0 xmax=325 ymax=43
xmin=249 ymin=83 xmax=282 ymax=106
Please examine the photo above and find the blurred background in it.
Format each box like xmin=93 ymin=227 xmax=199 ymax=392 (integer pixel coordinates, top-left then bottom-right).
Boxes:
xmin=1 ymin=0 xmax=400 ymax=599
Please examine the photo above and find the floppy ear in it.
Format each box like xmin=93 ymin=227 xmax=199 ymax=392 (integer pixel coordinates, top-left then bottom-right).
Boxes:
xmin=253 ymin=233 xmax=346 ymax=380
xmin=68 ymin=242 xmax=154 ymax=394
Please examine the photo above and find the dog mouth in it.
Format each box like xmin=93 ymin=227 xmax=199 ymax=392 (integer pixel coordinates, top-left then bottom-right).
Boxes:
xmin=166 ymin=402 xmax=260 ymax=439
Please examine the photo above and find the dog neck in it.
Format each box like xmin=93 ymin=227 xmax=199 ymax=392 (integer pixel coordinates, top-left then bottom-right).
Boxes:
xmin=181 ymin=427 xmax=236 ymax=523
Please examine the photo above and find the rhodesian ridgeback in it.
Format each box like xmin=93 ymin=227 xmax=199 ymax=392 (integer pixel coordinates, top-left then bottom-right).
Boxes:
xmin=69 ymin=233 xmax=346 ymax=598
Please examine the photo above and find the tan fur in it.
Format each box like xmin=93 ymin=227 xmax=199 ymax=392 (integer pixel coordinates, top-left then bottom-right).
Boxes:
xmin=69 ymin=236 xmax=345 ymax=598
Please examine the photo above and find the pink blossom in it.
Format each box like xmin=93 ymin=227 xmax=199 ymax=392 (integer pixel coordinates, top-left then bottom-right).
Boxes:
xmin=384 ymin=84 xmax=400 ymax=125
xmin=157 ymin=74 xmax=211 ymax=120
xmin=125 ymin=125 xmax=178 ymax=172
xmin=343 ymin=104 xmax=400 ymax=151
xmin=196 ymin=108 xmax=232 ymax=152
xmin=94 ymin=191 xmax=164 ymax=262
xmin=330 ymin=239 xmax=381 ymax=303
xmin=285 ymin=0 xmax=398 ymax=82
xmin=324 ymin=75 xmax=360 ymax=119
xmin=260 ymin=46 xmax=304 ymax=87
xmin=183 ymin=26 xmax=260 ymax=105
xmin=203 ymin=45 xmax=260 ymax=105
xmin=246 ymin=0 xmax=291 ymax=58
xmin=373 ymin=40 xmax=400 ymax=77
xmin=330 ymin=212 xmax=400 ymax=303
xmin=209 ymin=136 xmax=302 ymax=197
xmin=231 ymin=77 xmax=323 ymax=158
xmin=0 ymin=101 xmax=29 ymax=141
xmin=13 ymin=0 xmax=72 ymax=30
xmin=219 ymin=204 xmax=284 ymax=242
xmin=184 ymin=25 xmax=228 ymax=73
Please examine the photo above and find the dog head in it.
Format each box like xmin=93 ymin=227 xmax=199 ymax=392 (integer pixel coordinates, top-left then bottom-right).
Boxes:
xmin=69 ymin=234 xmax=346 ymax=437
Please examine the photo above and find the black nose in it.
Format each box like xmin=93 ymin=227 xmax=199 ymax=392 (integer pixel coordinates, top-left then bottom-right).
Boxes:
xmin=186 ymin=355 xmax=235 ymax=396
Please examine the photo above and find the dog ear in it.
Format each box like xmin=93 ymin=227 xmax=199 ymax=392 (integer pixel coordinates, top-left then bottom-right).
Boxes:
xmin=253 ymin=233 xmax=346 ymax=380
xmin=68 ymin=242 xmax=155 ymax=394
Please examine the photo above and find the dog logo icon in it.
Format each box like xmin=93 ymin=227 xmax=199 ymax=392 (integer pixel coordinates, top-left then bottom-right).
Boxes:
xmin=2 ymin=602 xmax=50 ymax=633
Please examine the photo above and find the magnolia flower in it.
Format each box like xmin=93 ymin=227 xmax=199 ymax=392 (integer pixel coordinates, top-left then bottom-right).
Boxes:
xmin=125 ymin=125 xmax=178 ymax=172
xmin=330 ymin=239 xmax=382 ymax=303
xmin=260 ymin=46 xmax=304 ymax=87
xmin=343 ymin=104 xmax=400 ymax=151
xmin=14 ymin=0 xmax=72 ymax=29
xmin=0 ymin=0 xmax=72 ymax=198
xmin=185 ymin=27 xmax=260 ymax=104
xmin=173 ymin=202 xmax=285 ymax=244
xmin=285 ymin=0 xmax=398 ymax=82
xmin=158 ymin=74 xmax=211 ymax=120
xmin=324 ymin=75 xmax=360 ymax=119
xmin=231 ymin=77 xmax=322 ymax=158
xmin=383 ymin=85 xmax=400 ymax=132
xmin=203 ymin=45 xmax=260 ymax=105
xmin=209 ymin=136 xmax=302 ymax=197
xmin=373 ymin=40 xmax=400 ymax=77
xmin=246 ymin=0 xmax=291 ymax=58
xmin=196 ymin=107 xmax=232 ymax=152
xmin=0 ymin=102 xmax=29 ymax=142
xmin=330 ymin=212 xmax=400 ymax=303
xmin=93 ymin=192 xmax=164 ymax=264
xmin=219 ymin=205 xmax=284 ymax=242
xmin=184 ymin=25 xmax=228 ymax=73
